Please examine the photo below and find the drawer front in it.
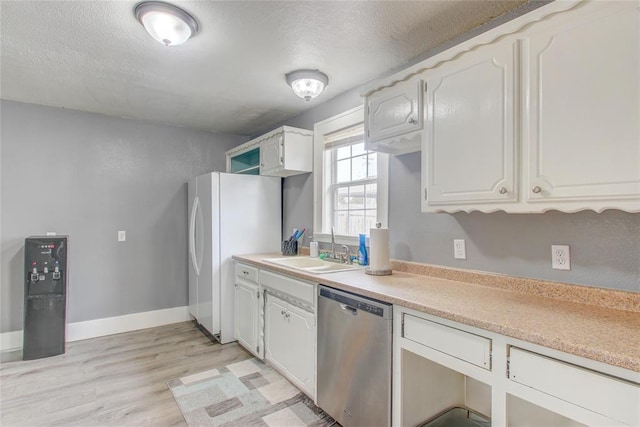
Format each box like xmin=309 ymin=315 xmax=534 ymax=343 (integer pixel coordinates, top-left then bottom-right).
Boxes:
xmin=260 ymin=270 xmax=315 ymax=307
xmin=509 ymin=347 xmax=640 ymax=426
xmin=235 ymin=262 xmax=258 ymax=284
xmin=403 ymin=314 xmax=492 ymax=370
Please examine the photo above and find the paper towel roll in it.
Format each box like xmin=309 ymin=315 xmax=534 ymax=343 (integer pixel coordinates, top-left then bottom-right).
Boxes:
xmin=369 ymin=227 xmax=391 ymax=272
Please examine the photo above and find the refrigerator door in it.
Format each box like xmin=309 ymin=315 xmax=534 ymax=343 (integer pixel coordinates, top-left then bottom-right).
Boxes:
xmin=196 ymin=173 xmax=215 ymax=335
xmin=187 ymin=179 xmax=198 ymax=319
xmin=218 ymin=172 xmax=281 ymax=344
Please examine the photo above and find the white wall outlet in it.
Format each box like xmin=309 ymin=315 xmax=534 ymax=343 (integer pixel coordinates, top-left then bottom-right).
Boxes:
xmin=454 ymin=239 xmax=466 ymax=260
xmin=552 ymin=244 xmax=570 ymax=270
xmin=118 ymin=230 xmax=126 ymax=242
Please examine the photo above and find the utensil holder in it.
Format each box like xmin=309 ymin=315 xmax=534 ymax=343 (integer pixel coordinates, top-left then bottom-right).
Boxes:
xmin=281 ymin=240 xmax=298 ymax=256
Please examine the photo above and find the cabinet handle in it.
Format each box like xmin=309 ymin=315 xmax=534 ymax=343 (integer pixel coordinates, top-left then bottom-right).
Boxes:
xmin=242 ymin=270 xmax=249 ymax=275
xmin=408 ymin=118 xmax=417 ymax=125
xmin=499 ymin=187 xmax=507 ymax=194
xmin=260 ymin=163 xmax=264 ymax=167
xmin=279 ymin=140 xmax=284 ymax=165
xmin=424 ymin=188 xmax=428 ymax=201
xmin=532 ymin=186 xmax=542 ymax=194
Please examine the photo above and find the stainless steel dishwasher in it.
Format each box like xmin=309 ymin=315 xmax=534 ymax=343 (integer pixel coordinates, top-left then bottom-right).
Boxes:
xmin=317 ymin=285 xmax=393 ymax=427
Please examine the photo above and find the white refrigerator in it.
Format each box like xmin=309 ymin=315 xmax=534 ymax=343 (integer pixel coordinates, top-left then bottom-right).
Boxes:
xmin=188 ymin=172 xmax=281 ymax=344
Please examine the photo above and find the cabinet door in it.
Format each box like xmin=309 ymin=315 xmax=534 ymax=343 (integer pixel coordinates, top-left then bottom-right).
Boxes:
xmin=422 ymin=41 xmax=517 ymax=209
xmin=264 ymin=293 xmax=315 ymax=397
xmin=260 ymin=135 xmax=284 ymax=174
xmin=264 ymin=294 xmax=291 ymax=373
xmin=526 ymin=2 xmax=640 ymax=204
xmin=281 ymin=303 xmax=315 ymax=396
xmin=234 ymin=282 xmax=259 ymax=357
xmin=366 ymin=78 xmax=423 ymax=144
xmin=229 ymin=147 xmax=260 ymax=175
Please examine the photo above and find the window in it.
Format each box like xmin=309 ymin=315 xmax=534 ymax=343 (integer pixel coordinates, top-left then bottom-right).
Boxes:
xmin=313 ymin=106 xmax=388 ymax=245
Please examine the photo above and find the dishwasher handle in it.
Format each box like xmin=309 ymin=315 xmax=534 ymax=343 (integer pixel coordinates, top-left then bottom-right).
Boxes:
xmin=340 ymin=303 xmax=358 ymax=315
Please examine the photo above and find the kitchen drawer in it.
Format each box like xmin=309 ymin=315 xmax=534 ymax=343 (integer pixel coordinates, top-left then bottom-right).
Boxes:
xmin=235 ymin=262 xmax=258 ymax=285
xmin=403 ymin=314 xmax=492 ymax=370
xmin=509 ymin=347 xmax=640 ymax=426
xmin=260 ymin=270 xmax=315 ymax=307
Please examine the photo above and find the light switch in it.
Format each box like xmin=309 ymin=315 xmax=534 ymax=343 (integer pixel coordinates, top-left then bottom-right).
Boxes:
xmin=118 ymin=230 xmax=126 ymax=242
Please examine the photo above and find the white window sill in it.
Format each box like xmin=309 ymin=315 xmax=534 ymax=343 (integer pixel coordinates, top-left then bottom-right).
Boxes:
xmin=314 ymin=233 xmax=368 ymax=247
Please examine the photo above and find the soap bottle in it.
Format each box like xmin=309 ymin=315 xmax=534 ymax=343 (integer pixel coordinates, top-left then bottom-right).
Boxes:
xmin=358 ymin=234 xmax=369 ymax=266
xmin=310 ymin=240 xmax=319 ymax=258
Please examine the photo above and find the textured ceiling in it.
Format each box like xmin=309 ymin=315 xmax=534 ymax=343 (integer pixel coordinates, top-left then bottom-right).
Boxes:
xmin=1 ymin=1 xmax=527 ymax=136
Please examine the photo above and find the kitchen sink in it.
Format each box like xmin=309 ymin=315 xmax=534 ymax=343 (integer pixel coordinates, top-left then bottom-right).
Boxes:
xmin=264 ymin=257 xmax=363 ymax=274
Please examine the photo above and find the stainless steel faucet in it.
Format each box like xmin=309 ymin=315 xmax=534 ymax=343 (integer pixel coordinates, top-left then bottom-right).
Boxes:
xmin=341 ymin=244 xmax=352 ymax=264
xmin=331 ymin=227 xmax=337 ymax=259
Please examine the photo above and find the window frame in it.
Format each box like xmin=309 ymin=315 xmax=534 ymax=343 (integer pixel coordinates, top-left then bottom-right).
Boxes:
xmin=313 ymin=106 xmax=389 ymax=246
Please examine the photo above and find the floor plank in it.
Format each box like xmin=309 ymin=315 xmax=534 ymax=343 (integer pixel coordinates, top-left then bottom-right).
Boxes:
xmin=0 ymin=321 xmax=252 ymax=426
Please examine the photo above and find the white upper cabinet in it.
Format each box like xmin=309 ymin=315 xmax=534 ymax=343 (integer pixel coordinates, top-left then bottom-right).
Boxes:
xmin=423 ymin=41 xmax=517 ymax=208
xmin=524 ymin=1 xmax=640 ymax=210
xmin=260 ymin=134 xmax=283 ymax=173
xmin=412 ymin=0 xmax=640 ymax=213
xmin=227 ymin=126 xmax=312 ymax=177
xmin=226 ymin=140 xmax=260 ymax=175
xmin=364 ymin=78 xmax=424 ymax=155
xmin=259 ymin=126 xmax=313 ymax=177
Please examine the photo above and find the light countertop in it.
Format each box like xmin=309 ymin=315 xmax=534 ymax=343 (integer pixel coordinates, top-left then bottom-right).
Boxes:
xmin=233 ymin=253 xmax=640 ymax=374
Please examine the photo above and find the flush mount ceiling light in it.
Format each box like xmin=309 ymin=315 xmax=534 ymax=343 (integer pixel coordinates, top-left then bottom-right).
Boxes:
xmin=135 ymin=1 xmax=199 ymax=46
xmin=285 ymin=70 xmax=329 ymax=101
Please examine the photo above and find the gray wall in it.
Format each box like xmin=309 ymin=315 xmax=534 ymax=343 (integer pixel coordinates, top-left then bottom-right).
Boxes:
xmin=1 ymin=100 xmax=246 ymax=332
xmin=278 ymin=91 xmax=640 ymax=294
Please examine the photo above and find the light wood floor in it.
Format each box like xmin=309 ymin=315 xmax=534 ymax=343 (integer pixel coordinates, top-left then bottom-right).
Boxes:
xmin=0 ymin=321 xmax=252 ymax=426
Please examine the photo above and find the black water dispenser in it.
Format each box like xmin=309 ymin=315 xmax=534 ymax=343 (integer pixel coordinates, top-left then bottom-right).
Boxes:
xmin=23 ymin=236 xmax=68 ymax=360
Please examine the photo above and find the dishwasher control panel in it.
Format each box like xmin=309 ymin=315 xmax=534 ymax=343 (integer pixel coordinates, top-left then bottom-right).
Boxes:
xmin=319 ymin=286 xmax=390 ymax=318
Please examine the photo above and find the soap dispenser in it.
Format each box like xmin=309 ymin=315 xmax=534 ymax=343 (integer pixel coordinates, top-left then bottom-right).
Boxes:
xmin=358 ymin=234 xmax=368 ymax=266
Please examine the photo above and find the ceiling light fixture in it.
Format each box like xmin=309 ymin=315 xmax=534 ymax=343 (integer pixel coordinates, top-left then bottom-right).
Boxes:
xmin=285 ymin=70 xmax=329 ymax=101
xmin=134 ymin=1 xmax=199 ymax=46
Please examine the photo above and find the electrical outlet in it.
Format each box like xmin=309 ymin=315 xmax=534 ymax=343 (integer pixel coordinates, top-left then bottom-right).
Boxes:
xmin=454 ymin=239 xmax=466 ymax=260
xmin=552 ymin=244 xmax=570 ymax=270
xmin=118 ymin=230 xmax=126 ymax=242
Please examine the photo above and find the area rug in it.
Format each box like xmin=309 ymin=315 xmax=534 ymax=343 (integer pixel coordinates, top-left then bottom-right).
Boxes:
xmin=167 ymin=357 xmax=336 ymax=426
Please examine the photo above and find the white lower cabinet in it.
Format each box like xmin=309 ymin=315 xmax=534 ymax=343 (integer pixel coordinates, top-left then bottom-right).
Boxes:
xmin=507 ymin=348 xmax=640 ymax=427
xmin=233 ymin=263 xmax=261 ymax=358
xmin=234 ymin=282 xmax=260 ymax=358
xmin=264 ymin=293 xmax=315 ymax=398
xmin=233 ymin=263 xmax=317 ymax=400
xmin=394 ymin=306 xmax=640 ymax=427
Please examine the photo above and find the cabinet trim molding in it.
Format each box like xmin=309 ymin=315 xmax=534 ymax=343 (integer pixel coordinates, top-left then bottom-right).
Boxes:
xmin=359 ymin=1 xmax=584 ymax=97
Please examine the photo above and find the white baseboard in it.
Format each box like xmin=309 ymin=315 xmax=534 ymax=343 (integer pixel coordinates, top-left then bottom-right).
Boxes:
xmin=1 ymin=330 xmax=23 ymax=353
xmin=0 ymin=306 xmax=191 ymax=352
